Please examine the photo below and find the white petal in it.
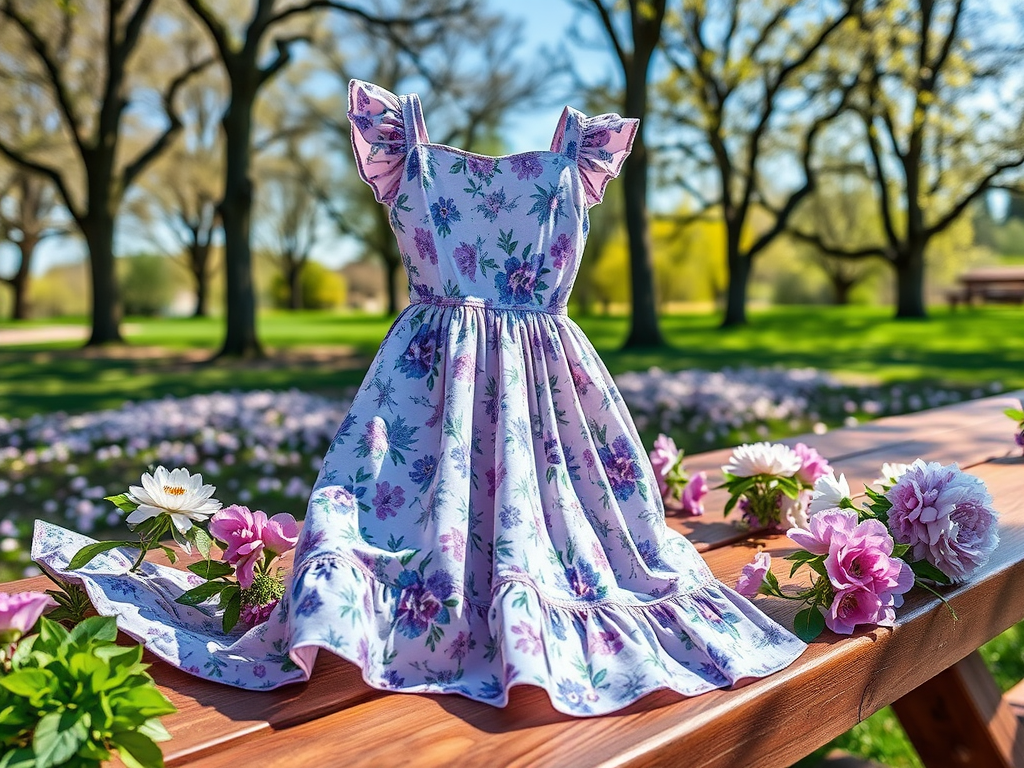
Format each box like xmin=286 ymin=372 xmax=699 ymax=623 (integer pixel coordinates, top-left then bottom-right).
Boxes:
xmin=126 ymin=506 xmax=159 ymax=525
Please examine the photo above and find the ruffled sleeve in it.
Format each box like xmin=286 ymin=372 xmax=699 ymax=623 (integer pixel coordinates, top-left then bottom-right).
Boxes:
xmin=551 ymin=107 xmax=639 ymax=206
xmin=347 ymin=80 xmax=409 ymax=205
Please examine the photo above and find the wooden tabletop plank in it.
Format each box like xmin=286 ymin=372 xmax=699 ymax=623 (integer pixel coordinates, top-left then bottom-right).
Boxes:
xmin=179 ymin=460 xmax=1024 ymax=768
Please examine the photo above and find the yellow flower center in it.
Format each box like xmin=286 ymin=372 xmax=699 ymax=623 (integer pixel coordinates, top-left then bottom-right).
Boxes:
xmin=163 ymin=485 xmax=187 ymax=496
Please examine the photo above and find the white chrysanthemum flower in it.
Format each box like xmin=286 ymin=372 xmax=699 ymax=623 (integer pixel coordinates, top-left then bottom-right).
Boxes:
xmin=126 ymin=466 xmax=221 ymax=534
xmin=809 ymin=470 xmax=852 ymax=515
xmin=722 ymin=442 xmax=802 ymax=478
xmin=876 ymin=462 xmax=911 ymax=487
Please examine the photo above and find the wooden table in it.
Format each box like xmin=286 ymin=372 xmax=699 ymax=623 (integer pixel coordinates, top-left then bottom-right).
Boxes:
xmin=949 ymin=267 xmax=1024 ymax=308
xmin=3 ymin=391 xmax=1024 ymax=767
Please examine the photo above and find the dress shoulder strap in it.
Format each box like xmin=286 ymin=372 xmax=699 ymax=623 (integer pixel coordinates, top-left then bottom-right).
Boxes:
xmin=401 ymin=93 xmax=430 ymax=148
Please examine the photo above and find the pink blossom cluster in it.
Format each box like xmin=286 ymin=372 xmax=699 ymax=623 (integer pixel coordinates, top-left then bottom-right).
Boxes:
xmin=648 ymin=434 xmax=708 ymax=516
xmin=884 ymin=460 xmax=999 ymax=583
xmin=788 ymin=510 xmax=913 ymax=634
xmin=209 ymin=505 xmax=299 ymax=589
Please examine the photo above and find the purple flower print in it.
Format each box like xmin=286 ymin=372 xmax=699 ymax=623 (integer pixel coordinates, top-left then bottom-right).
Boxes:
xmin=430 ymin=196 xmax=462 ymax=237
xmin=590 ymin=629 xmax=624 ymax=656
xmin=409 ymin=454 xmax=438 ymax=492
xmin=356 ymin=418 xmax=389 ymax=459
xmin=475 ymin=188 xmax=518 ymax=222
xmin=570 ymin=362 xmax=593 ymax=395
xmin=295 ymin=588 xmax=323 ymax=617
xmin=510 ymin=153 xmax=543 ymax=180
xmin=487 ymin=462 xmax=507 ymax=497
xmin=393 ymin=570 xmax=450 ymax=639
xmin=544 ymin=434 xmax=562 ymax=465
xmin=511 ymin=621 xmax=542 ymax=655
xmin=467 ymin=155 xmax=497 ymax=180
xmin=453 ymin=242 xmax=477 ymax=278
xmin=450 ymin=443 xmax=471 ymax=477
xmin=440 ymin=528 xmax=466 ymax=559
xmin=565 ymin=559 xmax=606 ymax=601
xmin=381 ymin=669 xmax=405 ymax=688
xmin=413 ymin=227 xmax=437 ymax=264
xmin=252 ymin=664 xmax=267 ymax=679
xmin=397 ymin=323 xmax=437 ymax=379
xmin=452 ymin=353 xmax=476 ymax=382
xmin=372 ymin=481 xmax=405 ymax=520
xmin=495 ymin=254 xmax=545 ymax=305
xmin=598 ymin=435 xmax=642 ymax=501
xmin=447 ymin=630 xmax=475 ymax=661
xmin=550 ymin=233 xmax=575 ymax=269
xmin=499 ymin=504 xmax=522 ymax=528
xmin=555 ymin=678 xmax=592 ymax=714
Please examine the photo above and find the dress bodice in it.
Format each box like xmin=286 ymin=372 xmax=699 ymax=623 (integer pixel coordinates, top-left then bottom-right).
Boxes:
xmin=348 ymin=80 xmax=638 ymax=313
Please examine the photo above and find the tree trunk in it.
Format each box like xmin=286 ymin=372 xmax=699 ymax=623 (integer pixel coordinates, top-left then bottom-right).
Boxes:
xmin=216 ymin=81 xmax=262 ymax=358
xmin=7 ymin=233 xmax=36 ymax=320
xmin=384 ymin=261 xmax=401 ymax=315
xmin=288 ymin=260 xmax=303 ymax=311
xmin=621 ymin=24 xmax=665 ymax=349
xmin=82 ymin=213 xmax=124 ymax=344
xmin=191 ymin=241 xmax=210 ymax=318
xmin=720 ymin=223 xmax=748 ymax=327
xmin=894 ymin=243 xmax=928 ymax=319
xmin=833 ymin=275 xmax=853 ymax=306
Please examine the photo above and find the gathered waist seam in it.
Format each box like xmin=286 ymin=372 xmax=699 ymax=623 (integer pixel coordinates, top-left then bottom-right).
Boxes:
xmin=410 ymin=297 xmax=567 ymax=316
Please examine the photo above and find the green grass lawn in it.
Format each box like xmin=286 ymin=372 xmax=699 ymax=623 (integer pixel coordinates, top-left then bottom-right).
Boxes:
xmin=2 ymin=303 xmax=1023 ymax=768
xmin=2 ymin=304 xmax=1022 ymax=419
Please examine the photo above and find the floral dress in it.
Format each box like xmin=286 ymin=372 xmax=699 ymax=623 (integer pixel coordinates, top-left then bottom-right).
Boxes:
xmin=31 ymin=80 xmax=805 ymax=716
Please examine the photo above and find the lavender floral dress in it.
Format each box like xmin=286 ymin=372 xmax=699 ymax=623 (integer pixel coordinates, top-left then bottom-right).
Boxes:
xmin=31 ymin=80 xmax=804 ymax=716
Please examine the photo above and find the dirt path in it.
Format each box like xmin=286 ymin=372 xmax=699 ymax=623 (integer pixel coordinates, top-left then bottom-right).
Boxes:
xmin=0 ymin=325 xmax=90 ymax=345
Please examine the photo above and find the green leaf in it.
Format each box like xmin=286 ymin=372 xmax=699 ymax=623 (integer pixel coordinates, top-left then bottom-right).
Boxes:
xmin=104 ymin=493 xmax=139 ymax=513
xmin=1004 ymin=407 xmax=1024 ymax=421
xmin=217 ymin=584 xmax=241 ymax=609
xmin=911 ymin=559 xmax=952 ymax=585
xmin=32 ymin=709 xmax=88 ymax=768
xmin=187 ymin=560 xmax=234 ymax=580
xmin=0 ymin=747 xmax=35 ymax=768
xmin=68 ymin=540 xmax=136 ymax=571
xmin=112 ymin=730 xmax=166 ymax=768
xmin=138 ymin=717 xmax=172 ymax=743
xmin=191 ymin=527 xmax=213 ymax=561
xmin=0 ymin=668 xmax=53 ymax=700
xmin=158 ymin=545 xmax=178 ymax=565
xmin=174 ymin=581 xmax=228 ymax=607
xmin=68 ymin=615 xmax=118 ymax=647
xmin=222 ymin=592 xmax=242 ymax=633
xmin=36 ymin=617 xmax=69 ymax=651
xmin=793 ymin=607 xmax=826 ymax=642
xmin=118 ymin=686 xmax=177 ymax=719
xmin=892 ymin=543 xmax=911 ymax=559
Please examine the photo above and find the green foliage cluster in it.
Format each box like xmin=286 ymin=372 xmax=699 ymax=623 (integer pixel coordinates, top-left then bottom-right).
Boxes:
xmin=0 ymin=616 xmax=175 ymax=768
xmin=268 ymin=261 xmax=347 ymax=310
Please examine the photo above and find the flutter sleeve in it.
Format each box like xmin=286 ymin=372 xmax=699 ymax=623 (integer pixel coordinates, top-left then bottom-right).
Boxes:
xmin=552 ymin=107 xmax=639 ymax=206
xmin=347 ymin=79 xmax=408 ymax=205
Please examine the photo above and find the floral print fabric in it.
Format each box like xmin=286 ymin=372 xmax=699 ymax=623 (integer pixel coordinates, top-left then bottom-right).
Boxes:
xmin=31 ymin=80 xmax=805 ymax=717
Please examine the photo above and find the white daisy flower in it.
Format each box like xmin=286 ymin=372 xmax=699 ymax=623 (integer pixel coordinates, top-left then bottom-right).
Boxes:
xmin=875 ymin=462 xmax=911 ymax=488
xmin=722 ymin=442 xmax=802 ymax=478
xmin=126 ymin=466 xmax=221 ymax=534
xmin=808 ymin=470 xmax=852 ymax=515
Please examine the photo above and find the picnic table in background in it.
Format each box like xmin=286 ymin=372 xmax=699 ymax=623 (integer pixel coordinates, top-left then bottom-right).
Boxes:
xmin=947 ymin=266 xmax=1024 ymax=309
xmin=2 ymin=391 xmax=1024 ymax=767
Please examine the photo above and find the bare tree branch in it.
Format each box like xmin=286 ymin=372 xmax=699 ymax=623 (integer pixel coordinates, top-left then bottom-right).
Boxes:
xmin=0 ymin=137 xmax=80 ymax=223
xmin=926 ymin=155 xmax=1024 ymax=238
xmin=575 ymin=0 xmax=628 ymax=70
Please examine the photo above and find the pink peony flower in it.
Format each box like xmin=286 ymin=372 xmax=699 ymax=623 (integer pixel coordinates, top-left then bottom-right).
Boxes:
xmin=787 ymin=508 xmax=859 ymax=555
xmin=681 ymin=472 xmax=709 ymax=516
xmin=823 ymin=518 xmax=913 ymax=619
xmin=735 ymin=551 xmax=771 ymax=597
xmin=209 ymin=506 xmax=299 ymax=589
xmin=792 ymin=443 xmax=830 ymax=486
xmin=885 ymin=460 xmax=999 ymax=583
xmin=649 ymin=434 xmax=680 ymax=498
xmin=0 ymin=591 xmax=56 ymax=642
xmin=827 ymin=586 xmax=888 ymax=635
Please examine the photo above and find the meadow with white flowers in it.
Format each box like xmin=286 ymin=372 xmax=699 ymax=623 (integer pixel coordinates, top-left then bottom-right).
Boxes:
xmin=0 ymin=367 xmax=991 ymax=582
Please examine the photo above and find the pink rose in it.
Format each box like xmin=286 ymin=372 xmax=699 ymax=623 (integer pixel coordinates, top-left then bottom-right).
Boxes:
xmin=681 ymin=472 xmax=708 ymax=516
xmin=735 ymin=551 xmax=771 ymax=597
xmin=649 ymin=434 xmax=680 ymax=498
xmin=209 ymin=506 xmax=299 ymax=589
xmin=793 ymin=443 xmax=830 ymax=486
xmin=0 ymin=591 xmax=56 ymax=642
xmin=827 ymin=586 xmax=887 ymax=635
